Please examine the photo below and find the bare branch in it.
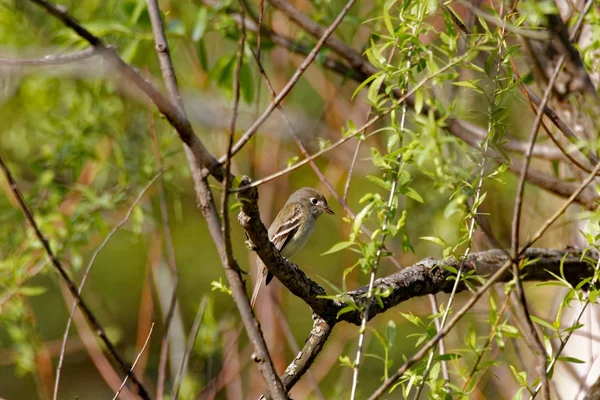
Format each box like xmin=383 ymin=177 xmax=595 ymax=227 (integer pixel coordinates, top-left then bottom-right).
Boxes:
xmin=112 ymin=323 xmax=155 ymax=400
xmin=0 ymin=47 xmax=98 ymax=66
xmin=222 ymin=0 xmax=358 ymax=160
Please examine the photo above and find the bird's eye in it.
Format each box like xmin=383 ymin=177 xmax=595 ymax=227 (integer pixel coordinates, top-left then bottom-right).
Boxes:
xmin=310 ymin=197 xmax=318 ymax=205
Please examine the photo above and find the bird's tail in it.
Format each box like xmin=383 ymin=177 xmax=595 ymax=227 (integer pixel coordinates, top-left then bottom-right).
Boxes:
xmin=250 ymin=262 xmax=266 ymax=308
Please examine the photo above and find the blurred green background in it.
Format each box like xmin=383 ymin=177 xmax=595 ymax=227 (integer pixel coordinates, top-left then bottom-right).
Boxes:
xmin=0 ymin=0 xmax=580 ymax=399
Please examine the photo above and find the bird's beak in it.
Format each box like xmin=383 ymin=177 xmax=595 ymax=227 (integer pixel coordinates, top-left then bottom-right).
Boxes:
xmin=323 ymin=205 xmax=334 ymax=215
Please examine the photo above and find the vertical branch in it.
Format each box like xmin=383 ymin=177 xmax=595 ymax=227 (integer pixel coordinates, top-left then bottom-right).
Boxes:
xmin=509 ymin=4 xmax=593 ymax=396
xmin=145 ymin=66 xmax=182 ymax=400
xmin=144 ymin=1 xmax=286 ymax=397
xmin=171 ymin=297 xmax=209 ymax=400
xmin=221 ymin=2 xmax=246 ymax=266
xmin=350 ymin=33 xmax=407 ymax=398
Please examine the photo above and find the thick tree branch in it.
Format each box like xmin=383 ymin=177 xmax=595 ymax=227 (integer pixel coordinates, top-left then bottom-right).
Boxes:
xmin=343 ymin=248 xmax=594 ymax=323
xmin=239 ymin=175 xmax=598 ymax=391
xmin=239 ymin=177 xmax=598 ymax=323
xmin=280 ymin=316 xmax=333 ymax=391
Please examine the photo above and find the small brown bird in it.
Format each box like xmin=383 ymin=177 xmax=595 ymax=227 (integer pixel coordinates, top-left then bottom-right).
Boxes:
xmin=250 ymin=187 xmax=334 ymax=307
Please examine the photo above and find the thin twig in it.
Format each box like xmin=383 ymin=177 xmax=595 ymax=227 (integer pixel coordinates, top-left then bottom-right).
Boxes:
xmin=0 ymin=150 xmax=151 ymax=399
xmin=460 ymin=293 xmax=511 ymax=392
xmin=350 ymin=168 xmax=401 ymax=399
xmin=145 ymin=64 xmax=181 ymax=400
xmin=343 ymin=140 xmax=362 ymax=203
xmin=53 ymin=173 xmax=161 ymax=400
xmin=350 ymin=32 xmax=405 ymax=399
xmin=171 ymin=297 xmax=209 ymax=400
xmin=218 ymin=10 xmax=245 ymax=395
xmin=112 ymin=323 xmax=155 ymax=400
xmin=221 ymin=0 xmax=358 ymax=161
xmin=0 ymin=47 xmax=98 ymax=66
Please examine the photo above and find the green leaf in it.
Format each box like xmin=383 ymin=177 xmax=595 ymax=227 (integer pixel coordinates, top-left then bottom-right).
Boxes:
xmin=352 ymin=73 xmax=381 ymax=99
xmin=367 ymin=175 xmax=392 ymax=191
xmin=386 ymin=320 xmax=396 ymax=350
xmin=352 ymin=202 xmax=374 ymax=240
xmin=18 ymin=286 xmax=47 ymax=296
xmin=367 ymin=73 xmax=386 ymax=105
xmin=337 ymin=305 xmax=357 ymax=319
xmin=401 ymin=187 xmax=424 ymax=203
xmin=557 ymin=356 xmax=585 ymax=364
xmin=240 ymin=61 xmax=254 ymax=103
xmin=420 ymin=236 xmax=447 ymax=248
xmin=322 ymin=241 xmax=355 ymax=255
xmin=121 ymin=38 xmax=140 ymax=64
xmin=434 ymin=353 xmax=462 ymax=361
xmin=192 ymin=7 xmax=208 ymax=42
xmin=530 ymin=315 xmax=556 ymax=332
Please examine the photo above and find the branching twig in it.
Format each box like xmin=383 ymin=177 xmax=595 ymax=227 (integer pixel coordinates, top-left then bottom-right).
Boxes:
xmin=221 ymin=0 xmax=358 ymax=161
xmin=171 ymin=297 xmax=208 ymax=400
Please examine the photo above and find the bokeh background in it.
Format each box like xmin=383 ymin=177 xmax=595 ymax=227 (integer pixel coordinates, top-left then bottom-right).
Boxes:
xmin=1 ymin=0 xmax=599 ymax=399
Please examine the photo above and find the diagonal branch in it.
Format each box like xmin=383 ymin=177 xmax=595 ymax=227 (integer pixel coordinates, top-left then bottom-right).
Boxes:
xmin=27 ymin=0 xmax=224 ymax=181
xmin=0 ymin=151 xmax=151 ymax=399
xmin=222 ymin=0 xmax=358 ymax=161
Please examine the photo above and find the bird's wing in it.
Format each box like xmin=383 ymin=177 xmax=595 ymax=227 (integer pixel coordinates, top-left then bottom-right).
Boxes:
xmin=269 ymin=203 xmax=302 ymax=252
xmin=265 ymin=203 xmax=303 ymax=285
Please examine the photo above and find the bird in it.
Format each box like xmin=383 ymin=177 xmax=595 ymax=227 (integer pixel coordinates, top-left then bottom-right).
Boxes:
xmin=250 ymin=187 xmax=334 ymax=307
